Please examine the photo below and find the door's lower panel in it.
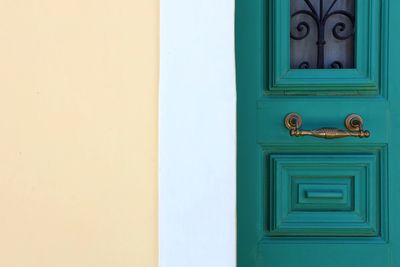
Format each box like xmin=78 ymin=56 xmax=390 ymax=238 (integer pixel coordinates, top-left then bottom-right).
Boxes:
xmin=261 ymin=144 xmax=387 ymax=243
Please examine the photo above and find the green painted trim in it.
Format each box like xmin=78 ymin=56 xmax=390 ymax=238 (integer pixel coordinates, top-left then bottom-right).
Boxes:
xmin=236 ymin=0 xmax=265 ymax=265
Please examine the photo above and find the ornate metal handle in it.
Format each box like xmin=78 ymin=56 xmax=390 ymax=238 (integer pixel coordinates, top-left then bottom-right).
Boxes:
xmin=284 ymin=113 xmax=370 ymax=139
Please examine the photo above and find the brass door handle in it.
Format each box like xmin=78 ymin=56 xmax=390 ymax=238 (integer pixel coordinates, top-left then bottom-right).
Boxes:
xmin=284 ymin=113 xmax=370 ymax=139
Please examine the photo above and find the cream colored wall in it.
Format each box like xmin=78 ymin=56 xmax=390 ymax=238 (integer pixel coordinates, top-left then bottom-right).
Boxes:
xmin=0 ymin=1 xmax=158 ymax=266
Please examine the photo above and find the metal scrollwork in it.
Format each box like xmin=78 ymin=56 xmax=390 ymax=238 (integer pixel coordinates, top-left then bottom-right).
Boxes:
xmin=299 ymin=61 xmax=311 ymax=69
xmin=290 ymin=0 xmax=355 ymax=69
xmin=330 ymin=61 xmax=343 ymax=68
xmin=290 ymin=18 xmax=312 ymax=40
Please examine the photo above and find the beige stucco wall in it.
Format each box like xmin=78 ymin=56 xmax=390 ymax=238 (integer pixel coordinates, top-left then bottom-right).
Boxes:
xmin=0 ymin=1 xmax=158 ymax=266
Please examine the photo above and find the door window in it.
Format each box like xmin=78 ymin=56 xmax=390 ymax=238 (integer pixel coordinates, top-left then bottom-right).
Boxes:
xmin=290 ymin=0 xmax=355 ymax=69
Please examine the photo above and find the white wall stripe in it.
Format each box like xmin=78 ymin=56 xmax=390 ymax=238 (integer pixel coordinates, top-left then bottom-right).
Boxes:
xmin=159 ymin=0 xmax=236 ymax=266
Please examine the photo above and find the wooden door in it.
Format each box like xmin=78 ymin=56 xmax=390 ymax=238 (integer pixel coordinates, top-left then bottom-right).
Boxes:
xmin=237 ymin=0 xmax=399 ymax=266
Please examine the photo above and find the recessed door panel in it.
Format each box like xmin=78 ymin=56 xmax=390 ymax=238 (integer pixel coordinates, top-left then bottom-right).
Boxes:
xmin=268 ymin=154 xmax=381 ymax=237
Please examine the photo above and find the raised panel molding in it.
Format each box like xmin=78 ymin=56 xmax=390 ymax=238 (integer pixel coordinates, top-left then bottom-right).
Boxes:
xmin=294 ymin=177 xmax=353 ymax=211
xmin=269 ymin=154 xmax=378 ymax=236
xmin=260 ymin=144 xmax=388 ymax=243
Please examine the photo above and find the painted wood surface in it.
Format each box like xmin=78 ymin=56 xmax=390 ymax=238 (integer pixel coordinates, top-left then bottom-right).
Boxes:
xmin=236 ymin=0 xmax=400 ymax=266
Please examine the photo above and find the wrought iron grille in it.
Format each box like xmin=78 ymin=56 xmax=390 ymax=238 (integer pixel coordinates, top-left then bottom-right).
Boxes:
xmin=290 ymin=0 xmax=355 ymax=69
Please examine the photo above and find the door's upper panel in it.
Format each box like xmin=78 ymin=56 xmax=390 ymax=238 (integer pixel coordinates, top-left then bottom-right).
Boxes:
xmin=267 ymin=0 xmax=384 ymax=95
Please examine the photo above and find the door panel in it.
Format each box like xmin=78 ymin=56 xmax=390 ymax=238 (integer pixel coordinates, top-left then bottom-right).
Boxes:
xmin=270 ymin=0 xmax=381 ymax=93
xmin=236 ymin=0 xmax=398 ymax=266
xmin=269 ymin=154 xmax=379 ymax=237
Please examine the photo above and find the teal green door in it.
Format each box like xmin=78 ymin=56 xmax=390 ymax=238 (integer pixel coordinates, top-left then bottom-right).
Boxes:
xmin=236 ymin=0 xmax=400 ymax=266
